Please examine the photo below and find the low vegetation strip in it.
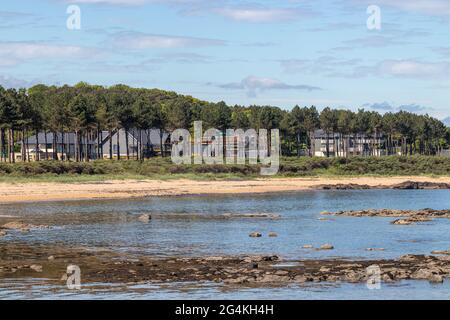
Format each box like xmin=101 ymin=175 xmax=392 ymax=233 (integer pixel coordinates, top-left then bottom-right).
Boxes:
xmin=0 ymin=156 xmax=449 ymax=179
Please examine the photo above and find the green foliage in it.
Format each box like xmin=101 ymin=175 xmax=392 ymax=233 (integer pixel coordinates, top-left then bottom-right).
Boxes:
xmin=0 ymin=156 xmax=448 ymax=179
xmin=0 ymin=82 xmax=448 ymax=165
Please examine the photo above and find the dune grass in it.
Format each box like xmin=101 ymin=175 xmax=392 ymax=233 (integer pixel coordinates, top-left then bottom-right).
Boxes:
xmin=0 ymin=156 xmax=448 ymax=183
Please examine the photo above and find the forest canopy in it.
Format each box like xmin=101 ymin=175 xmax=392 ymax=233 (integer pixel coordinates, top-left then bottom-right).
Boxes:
xmin=0 ymin=82 xmax=448 ymax=162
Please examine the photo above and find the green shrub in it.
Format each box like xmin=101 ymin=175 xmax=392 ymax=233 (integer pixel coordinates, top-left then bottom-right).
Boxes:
xmin=0 ymin=156 xmax=448 ymax=178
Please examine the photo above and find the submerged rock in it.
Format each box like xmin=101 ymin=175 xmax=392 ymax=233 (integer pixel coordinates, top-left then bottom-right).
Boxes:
xmin=392 ymin=217 xmax=432 ymax=225
xmin=2 ymin=221 xmax=49 ymax=231
xmin=318 ymin=244 xmax=334 ymax=250
xmin=138 ymin=214 xmax=151 ymax=223
xmin=249 ymin=232 xmax=262 ymax=238
xmin=268 ymin=232 xmax=278 ymax=237
xmin=429 ymin=275 xmax=444 ymax=283
xmin=392 ymin=219 xmax=413 ymax=225
xmin=223 ymin=213 xmax=281 ymax=219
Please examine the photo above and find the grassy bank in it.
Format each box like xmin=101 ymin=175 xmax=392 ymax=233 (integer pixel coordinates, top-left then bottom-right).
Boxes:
xmin=0 ymin=156 xmax=449 ymax=183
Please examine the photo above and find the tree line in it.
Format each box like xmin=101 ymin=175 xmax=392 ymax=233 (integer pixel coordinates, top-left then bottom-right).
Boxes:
xmin=0 ymin=82 xmax=448 ymax=162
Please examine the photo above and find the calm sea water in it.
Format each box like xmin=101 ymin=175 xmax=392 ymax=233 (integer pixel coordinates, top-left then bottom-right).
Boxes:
xmin=1 ymin=189 xmax=450 ymax=299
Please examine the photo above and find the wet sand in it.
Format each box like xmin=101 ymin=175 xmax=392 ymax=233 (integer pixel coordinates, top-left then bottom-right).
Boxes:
xmin=1 ymin=176 xmax=450 ymax=204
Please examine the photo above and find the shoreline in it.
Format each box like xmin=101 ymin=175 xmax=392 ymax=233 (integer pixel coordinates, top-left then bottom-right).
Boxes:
xmin=0 ymin=176 xmax=449 ymax=204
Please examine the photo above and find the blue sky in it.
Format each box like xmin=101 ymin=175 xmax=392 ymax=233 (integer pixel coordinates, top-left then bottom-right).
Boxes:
xmin=1 ymin=0 xmax=450 ymax=119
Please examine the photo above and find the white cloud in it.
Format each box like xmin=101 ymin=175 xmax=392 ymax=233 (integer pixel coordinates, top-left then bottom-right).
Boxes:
xmin=61 ymin=0 xmax=212 ymax=6
xmin=331 ymin=59 xmax=450 ymax=79
xmin=215 ymin=7 xmax=304 ymax=23
xmin=110 ymin=32 xmax=225 ymax=49
xmin=62 ymin=0 xmax=155 ymax=5
xmin=218 ymin=76 xmax=321 ymax=97
xmin=363 ymin=101 xmax=432 ymax=113
xmin=350 ymin=0 xmax=450 ymax=18
xmin=0 ymin=42 xmax=98 ymax=66
xmin=378 ymin=60 xmax=450 ymax=78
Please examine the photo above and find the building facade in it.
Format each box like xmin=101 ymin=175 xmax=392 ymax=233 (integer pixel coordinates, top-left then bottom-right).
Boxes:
xmin=16 ymin=129 xmax=169 ymax=161
xmin=312 ymin=130 xmax=385 ymax=157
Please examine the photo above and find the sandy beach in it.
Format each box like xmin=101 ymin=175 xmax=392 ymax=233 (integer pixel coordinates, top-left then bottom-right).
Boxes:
xmin=0 ymin=176 xmax=449 ymax=204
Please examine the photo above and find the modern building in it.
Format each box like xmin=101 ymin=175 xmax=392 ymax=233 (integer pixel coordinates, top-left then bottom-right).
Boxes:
xmin=16 ymin=129 xmax=170 ymax=161
xmin=312 ymin=130 xmax=385 ymax=157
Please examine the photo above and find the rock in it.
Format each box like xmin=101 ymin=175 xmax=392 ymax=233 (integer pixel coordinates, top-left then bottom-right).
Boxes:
xmin=317 ymin=184 xmax=372 ymax=190
xmin=320 ymin=211 xmax=330 ymax=215
xmin=223 ymin=213 xmax=281 ymax=219
xmin=204 ymin=256 xmax=224 ymax=262
xmin=268 ymin=232 xmax=278 ymax=237
xmin=411 ymin=268 xmax=434 ymax=279
xmin=326 ymin=275 xmax=341 ymax=282
xmin=274 ymin=270 xmax=289 ymax=276
xmin=320 ymin=266 xmax=331 ymax=272
xmin=61 ymin=274 xmax=68 ymax=281
xmin=262 ymin=255 xmax=279 ymax=261
xmin=392 ymin=219 xmax=413 ymax=225
xmin=319 ymin=244 xmax=334 ymax=250
xmin=392 ymin=181 xmax=450 ymax=190
xmin=2 ymin=221 xmax=49 ymax=231
xmin=431 ymin=250 xmax=450 ymax=255
xmin=224 ymin=276 xmax=249 ymax=284
xmin=382 ymin=273 xmax=394 ymax=282
xmin=399 ymin=255 xmax=418 ymax=262
xmin=30 ymin=265 xmax=43 ymax=273
xmin=257 ymin=274 xmax=289 ymax=283
xmin=3 ymin=221 xmax=29 ymax=230
xmin=0 ymin=230 xmax=7 ymax=237
xmin=392 ymin=217 xmax=432 ymax=225
xmin=48 ymin=256 xmax=55 ymax=261
xmin=366 ymin=248 xmax=385 ymax=251
xmin=138 ymin=214 xmax=151 ymax=223
xmin=429 ymin=274 xmax=444 ymax=283
xmin=344 ymin=271 xmax=363 ymax=282
xmin=249 ymin=232 xmax=262 ymax=238
xmin=302 ymin=245 xmax=313 ymax=249
xmin=327 ymin=208 xmax=450 ymax=220
xmin=293 ymin=275 xmax=307 ymax=283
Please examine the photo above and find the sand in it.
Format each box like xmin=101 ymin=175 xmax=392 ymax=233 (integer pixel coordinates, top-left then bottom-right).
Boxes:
xmin=0 ymin=176 xmax=449 ymax=204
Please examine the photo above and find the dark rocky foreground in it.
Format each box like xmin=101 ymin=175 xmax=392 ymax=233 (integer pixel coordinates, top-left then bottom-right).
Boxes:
xmin=1 ymin=243 xmax=449 ymax=287
xmin=315 ymin=181 xmax=450 ymax=190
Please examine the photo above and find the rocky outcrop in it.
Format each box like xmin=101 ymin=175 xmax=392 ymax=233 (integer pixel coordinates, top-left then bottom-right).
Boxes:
xmin=391 ymin=217 xmax=432 ymax=225
xmin=315 ymin=181 xmax=450 ymax=190
xmin=324 ymin=209 xmax=450 ymax=223
xmin=2 ymin=221 xmax=50 ymax=232
xmin=0 ymin=243 xmax=449 ymax=287
xmin=391 ymin=181 xmax=450 ymax=190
